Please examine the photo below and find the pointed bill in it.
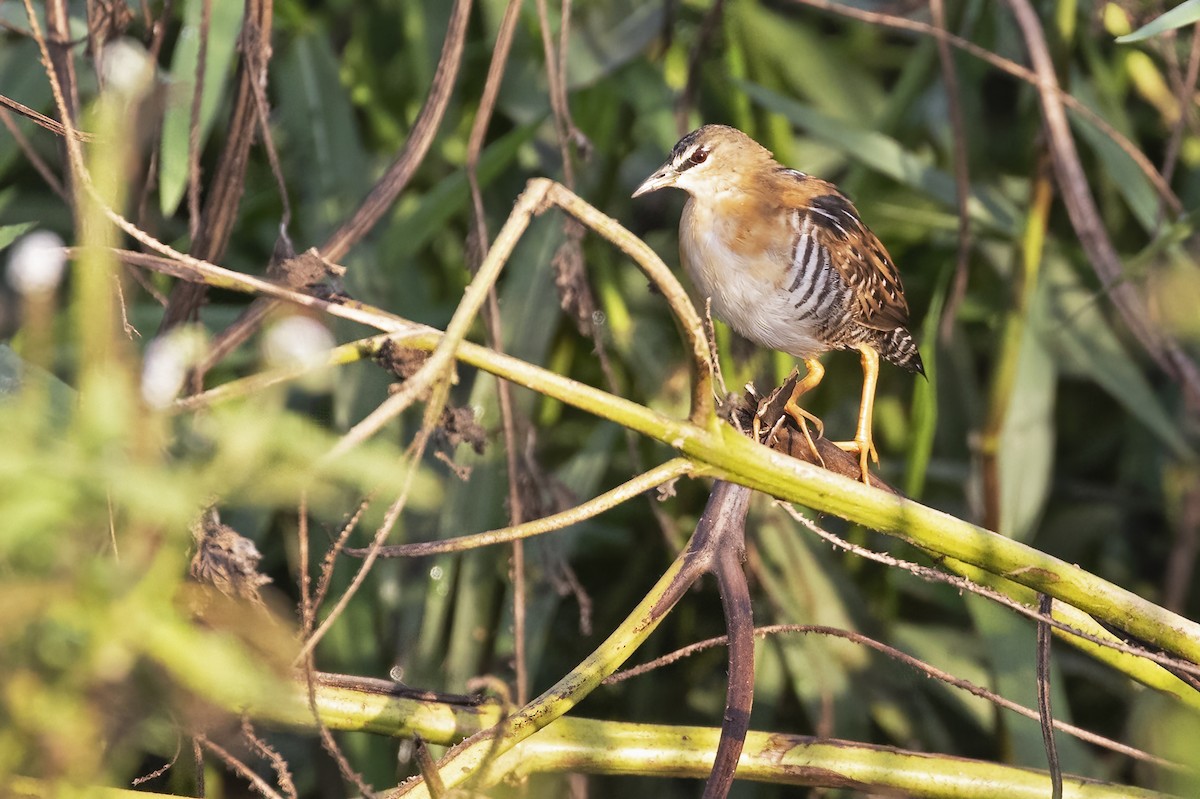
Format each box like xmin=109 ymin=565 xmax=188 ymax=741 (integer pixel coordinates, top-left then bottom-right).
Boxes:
xmin=632 ymin=164 xmax=677 ymax=198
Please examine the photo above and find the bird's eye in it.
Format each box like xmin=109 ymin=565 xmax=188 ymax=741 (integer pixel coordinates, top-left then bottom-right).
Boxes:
xmin=688 ymin=148 xmax=709 ymax=166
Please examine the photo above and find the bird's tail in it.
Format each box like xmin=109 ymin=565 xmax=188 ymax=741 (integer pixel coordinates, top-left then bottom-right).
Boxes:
xmin=881 ymin=328 xmax=925 ymax=376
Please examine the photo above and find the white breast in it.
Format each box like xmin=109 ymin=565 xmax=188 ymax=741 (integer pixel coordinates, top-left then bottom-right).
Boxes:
xmin=679 ymin=198 xmax=826 ymax=359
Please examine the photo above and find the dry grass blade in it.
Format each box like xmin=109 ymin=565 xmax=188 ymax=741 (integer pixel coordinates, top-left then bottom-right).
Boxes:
xmin=0 ymin=93 xmax=94 ymax=141
xmin=344 ymin=458 xmax=696 ymax=558
xmin=160 ymin=0 xmax=276 ymax=329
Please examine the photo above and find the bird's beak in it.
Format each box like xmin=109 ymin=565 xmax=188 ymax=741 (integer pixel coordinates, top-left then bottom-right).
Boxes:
xmin=632 ymin=164 xmax=677 ymax=198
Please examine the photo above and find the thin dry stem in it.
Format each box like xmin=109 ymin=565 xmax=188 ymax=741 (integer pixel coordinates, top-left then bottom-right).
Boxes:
xmin=785 ymin=0 xmax=1183 ymax=215
xmin=1037 ymin=594 xmax=1063 ymax=799
xmin=296 ymin=451 xmax=426 ymax=663
xmin=185 ymin=0 xmax=212 ymax=242
xmin=321 ymin=0 xmax=472 ymax=262
xmin=606 ymin=623 xmax=1185 ymax=773
xmin=0 ymin=93 xmax=93 ymax=140
xmin=345 ymin=458 xmax=696 ymax=558
xmin=0 ymin=108 xmax=67 ymax=196
xmin=779 ymin=503 xmax=1200 ymax=680
xmin=1160 ymin=24 xmax=1200 ymax=197
xmin=241 ymin=718 xmax=298 ymax=799
xmin=198 ymin=735 xmax=285 ymax=799
xmin=930 ymin=0 xmax=974 ymax=345
xmin=462 ymin=0 xmax=529 ymax=708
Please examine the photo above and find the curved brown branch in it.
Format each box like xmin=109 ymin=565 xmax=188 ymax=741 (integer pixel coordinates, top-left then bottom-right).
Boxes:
xmin=1003 ymin=0 xmax=1200 ymax=404
xmin=704 ymin=482 xmax=754 ymax=799
xmin=321 ymin=0 xmax=472 ymax=262
xmin=190 ymin=0 xmax=473 ymax=376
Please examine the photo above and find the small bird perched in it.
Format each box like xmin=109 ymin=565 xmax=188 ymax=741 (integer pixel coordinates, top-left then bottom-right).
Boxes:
xmin=633 ymin=124 xmax=923 ymax=483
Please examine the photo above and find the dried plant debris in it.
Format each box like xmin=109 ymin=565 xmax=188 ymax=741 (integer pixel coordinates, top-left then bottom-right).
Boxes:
xmin=374 ymin=340 xmax=487 ymax=459
xmin=552 ymin=219 xmax=597 ymax=336
xmin=374 ymin=339 xmax=430 ymax=382
xmin=189 ymin=508 xmax=271 ymax=604
xmin=267 ymin=233 xmax=346 ymax=293
xmin=437 ymin=404 xmax=487 ymax=454
xmin=732 ymin=374 xmax=898 ymax=493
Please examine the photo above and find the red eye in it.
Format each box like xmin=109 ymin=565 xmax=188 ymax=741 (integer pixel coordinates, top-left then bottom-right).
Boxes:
xmin=689 ymin=148 xmax=709 ymax=165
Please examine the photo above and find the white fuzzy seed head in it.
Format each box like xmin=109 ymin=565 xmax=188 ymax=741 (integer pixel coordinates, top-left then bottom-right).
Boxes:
xmin=7 ymin=231 xmax=66 ymax=295
xmin=101 ymin=38 xmax=155 ymax=98
xmin=141 ymin=327 xmax=208 ymax=409
xmin=263 ymin=315 xmax=334 ymax=372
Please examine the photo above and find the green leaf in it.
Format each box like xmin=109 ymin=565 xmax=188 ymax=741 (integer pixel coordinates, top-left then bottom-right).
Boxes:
xmin=966 ymin=596 xmax=1095 ymax=773
xmin=1037 ymin=256 xmax=1193 ymax=460
xmin=275 ymin=30 xmax=371 ymax=238
xmin=904 ymin=258 xmax=951 ymax=499
xmin=740 ymin=81 xmax=1020 ymax=235
xmin=890 ymin=623 xmax=993 ymax=729
xmin=756 ymin=507 xmax=874 ymax=739
xmin=0 ymin=41 xmax=52 ymax=178
xmin=1068 ymin=79 xmax=1159 ymax=232
xmin=0 ymin=221 xmax=36 ymax=251
xmin=387 ymin=123 xmax=537 ymax=259
xmin=159 ymin=0 xmax=245 ymax=216
xmin=1116 ymin=0 xmax=1200 ymax=43
xmin=997 ymin=281 xmax=1056 ymax=542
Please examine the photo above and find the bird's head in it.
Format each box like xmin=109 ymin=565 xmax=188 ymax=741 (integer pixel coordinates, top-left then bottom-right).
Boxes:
xmin=632 ymin=124 xmax=775 ymax=198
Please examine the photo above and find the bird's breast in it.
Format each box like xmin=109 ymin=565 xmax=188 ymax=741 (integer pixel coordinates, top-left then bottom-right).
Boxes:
xmin=680 ymin=198 xmax=828 ymax=359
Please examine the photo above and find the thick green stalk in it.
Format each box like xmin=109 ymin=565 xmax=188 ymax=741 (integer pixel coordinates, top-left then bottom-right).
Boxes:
xmin=252 ymin=681 xmax=1179 ymax=799
xmin=427 ymin=336 xmax=1200 ymax=669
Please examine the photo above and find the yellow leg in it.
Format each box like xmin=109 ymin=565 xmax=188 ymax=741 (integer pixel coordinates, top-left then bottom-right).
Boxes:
xmin=834 ymin=345 xmax=880 ymax=485
xmin=782 ymin=358 xmax=826 ymax=464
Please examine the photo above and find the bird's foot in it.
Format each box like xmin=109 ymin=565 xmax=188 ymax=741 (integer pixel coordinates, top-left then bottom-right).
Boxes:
xmin=832 ymin=437 xmax=878 ymax=485
xmin=783 ymin=402 xmax=826 ymax=468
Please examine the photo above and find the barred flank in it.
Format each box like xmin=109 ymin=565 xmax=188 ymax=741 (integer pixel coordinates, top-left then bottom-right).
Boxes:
xmin=881 ymin=328 xmax=925 ymax=376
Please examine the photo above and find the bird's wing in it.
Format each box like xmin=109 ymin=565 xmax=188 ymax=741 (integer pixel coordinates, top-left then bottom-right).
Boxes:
xmin=780 ymin=174 xmax=911 ymax=331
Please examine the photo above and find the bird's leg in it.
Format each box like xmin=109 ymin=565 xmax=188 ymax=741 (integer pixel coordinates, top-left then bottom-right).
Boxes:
xmin=780 ymin=357 xmax=826 ymax=465
xmin=834 ymin=345 xmax=880 ymax=484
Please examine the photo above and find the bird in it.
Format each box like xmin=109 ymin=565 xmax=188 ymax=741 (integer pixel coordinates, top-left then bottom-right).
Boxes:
xmin=632 ymin=124 xmax=923 ymax=484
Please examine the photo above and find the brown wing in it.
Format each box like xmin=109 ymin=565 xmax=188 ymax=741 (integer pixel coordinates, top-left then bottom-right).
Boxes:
xmin=778 ymin=173 xmax=910 ymax=331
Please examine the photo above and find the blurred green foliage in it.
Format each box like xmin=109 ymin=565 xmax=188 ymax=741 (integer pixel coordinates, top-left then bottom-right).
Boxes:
xmin=1 ymin=0 xmax=1199 ymax=796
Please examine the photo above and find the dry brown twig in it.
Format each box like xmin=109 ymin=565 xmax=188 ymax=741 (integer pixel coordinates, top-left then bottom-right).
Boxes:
xmin=929 ymin=0 xmax=974 ymax=345
xmin=197 ymin=734 xmax=285 ymax=799
xmin=159 ymin=0 xmax=276 ymax=329
xmin=786 ymin=0 xmax=1183 ymax=216
xmin=462 ymin=0 xmax=531 ymax=708
xmin=780 ymin=503 xmax=1200 ymax=681
xmin=605 ymin=623 xmax=1187 ymax=773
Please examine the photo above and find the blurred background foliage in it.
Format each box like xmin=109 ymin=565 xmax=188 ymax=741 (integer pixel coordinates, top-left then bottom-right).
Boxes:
xmin=2 ymin=0 xmax=1200 ymax=796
